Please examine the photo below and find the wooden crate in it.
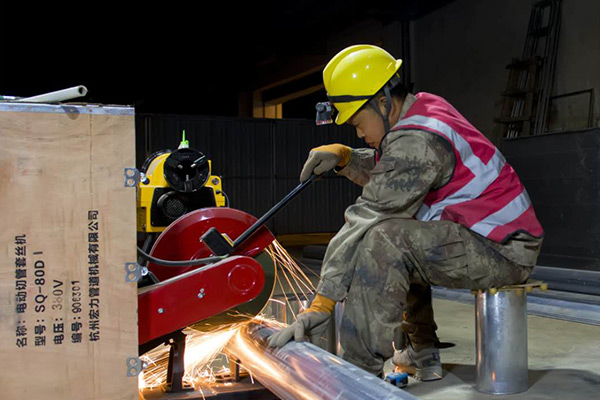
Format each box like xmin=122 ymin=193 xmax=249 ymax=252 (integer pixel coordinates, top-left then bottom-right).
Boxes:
xmin=0 ymin=103 xmax=138 ymax=400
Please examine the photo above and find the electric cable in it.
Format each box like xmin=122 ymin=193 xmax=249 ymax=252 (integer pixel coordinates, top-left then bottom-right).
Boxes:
xmin=221 ymin=190 xmax=230 ymax=207
xmin=137 ymin=246 xmax=226 ymax=267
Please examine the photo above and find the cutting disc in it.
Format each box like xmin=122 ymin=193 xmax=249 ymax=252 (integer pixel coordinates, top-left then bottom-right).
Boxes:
xmin=147 ymin=207 xmax=277 ymax=327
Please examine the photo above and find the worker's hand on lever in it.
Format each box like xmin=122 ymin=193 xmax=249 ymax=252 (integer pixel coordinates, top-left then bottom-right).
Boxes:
xmin=300 ymin=144 xmax=352 ymax=182
xmin=267 ymin=294 xmax=336 ymax=347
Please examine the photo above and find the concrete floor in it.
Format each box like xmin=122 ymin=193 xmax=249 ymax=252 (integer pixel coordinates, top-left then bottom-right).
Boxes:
xmin=398 ymin=298 xmax=600 ymax=400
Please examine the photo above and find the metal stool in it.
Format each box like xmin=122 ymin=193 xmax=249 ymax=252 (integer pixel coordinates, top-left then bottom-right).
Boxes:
xmin=473 ymin=280 xmax=547 ymax=395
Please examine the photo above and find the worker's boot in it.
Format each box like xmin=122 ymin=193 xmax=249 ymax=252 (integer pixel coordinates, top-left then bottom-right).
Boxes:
xmin=392 ymin=342 xmax=442 ymax=381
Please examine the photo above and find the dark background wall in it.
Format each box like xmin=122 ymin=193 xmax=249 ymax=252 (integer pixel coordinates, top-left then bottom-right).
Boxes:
xmin=503 ymin=128 xmax=600 ymax=272
xmin=136 ymin=115 xmax=363 ymax=235
xmin=410 ymin=0 xmax=600 ymax=138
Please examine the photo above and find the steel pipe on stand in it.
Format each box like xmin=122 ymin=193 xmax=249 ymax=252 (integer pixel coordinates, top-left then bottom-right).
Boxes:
xmin=475 ymin=289 xmax=529 ymax=394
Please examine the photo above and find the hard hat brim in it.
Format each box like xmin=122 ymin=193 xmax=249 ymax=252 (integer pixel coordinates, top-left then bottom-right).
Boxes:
xmin=335 ymin=100 xmax=369 ymax=125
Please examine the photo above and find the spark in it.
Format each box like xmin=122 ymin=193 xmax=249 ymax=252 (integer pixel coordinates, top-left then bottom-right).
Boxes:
xmin=227 ymin=323 xmax=321 ymax=400
xmin=252 ymin=313 xmax=286 ymax=329
xmin=266 ymin=240 xmax=316 ymax=321
xmin=275 ymin=272 xmax=297 ymax=320
xmin=139 ymin=240 xmax=317 ymax=393
xmin=268 ymin=241 xmax=316 ymax=297
xmin=139 ymin=326 xmax=240 ymax=390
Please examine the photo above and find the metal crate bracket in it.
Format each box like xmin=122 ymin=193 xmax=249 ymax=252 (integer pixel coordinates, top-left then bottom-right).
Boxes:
xmin=125 ymin=262 xmax=147 ymax=283
xmin=124 ymin=168 xmax=140 ymax=187
xmin=126 ymin=357 xmax=143 ymax=377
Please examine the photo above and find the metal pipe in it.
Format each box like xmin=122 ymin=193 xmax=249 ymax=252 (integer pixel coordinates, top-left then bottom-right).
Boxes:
xmin=228 ymin=323 xmax=418 ymax=400
xmin=475 ymin=289 xmax=528 ymax=395
xmin=532 ymin=265 xmax=600 ymax=296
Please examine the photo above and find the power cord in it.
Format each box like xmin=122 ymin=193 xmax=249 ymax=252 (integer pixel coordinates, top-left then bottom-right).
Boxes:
xmin=137 ymin=246 xmax=226 ymax=267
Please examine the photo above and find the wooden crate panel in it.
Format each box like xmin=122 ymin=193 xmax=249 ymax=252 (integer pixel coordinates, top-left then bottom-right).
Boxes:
xmin=0 ymin=104 xmax=138 ymax=400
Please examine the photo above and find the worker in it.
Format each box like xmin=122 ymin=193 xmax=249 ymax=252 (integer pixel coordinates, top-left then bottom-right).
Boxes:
xmin=267 ymin=45 xmax=544 ymax=380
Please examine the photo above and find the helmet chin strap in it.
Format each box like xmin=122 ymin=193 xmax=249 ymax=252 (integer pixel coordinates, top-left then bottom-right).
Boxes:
xmin=369 ymin=85 xmax=393 ymax=155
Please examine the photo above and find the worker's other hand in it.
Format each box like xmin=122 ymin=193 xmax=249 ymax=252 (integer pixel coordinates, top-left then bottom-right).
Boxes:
xmin=300 ymin=144 xmax=352 ymax=182
xmin=267 ymin=294 xmax=336 ymax=347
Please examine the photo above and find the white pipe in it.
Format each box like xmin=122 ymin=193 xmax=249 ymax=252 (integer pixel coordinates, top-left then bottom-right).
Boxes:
xmin=17 ymin=85 xmax=88 ymax=103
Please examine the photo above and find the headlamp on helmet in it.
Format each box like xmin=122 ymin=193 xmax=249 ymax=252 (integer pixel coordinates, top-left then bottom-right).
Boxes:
xmin=315 ymin=101 xmax=334 ymax=125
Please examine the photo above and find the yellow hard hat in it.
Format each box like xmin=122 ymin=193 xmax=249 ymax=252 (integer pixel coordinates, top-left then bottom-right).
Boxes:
xmin=323 ymin=44 xmax=403 ymax=125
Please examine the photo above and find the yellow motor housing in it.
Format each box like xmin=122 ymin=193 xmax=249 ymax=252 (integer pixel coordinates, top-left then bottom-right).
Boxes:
xmin=137 ymin=150 xmax=226 ymax=233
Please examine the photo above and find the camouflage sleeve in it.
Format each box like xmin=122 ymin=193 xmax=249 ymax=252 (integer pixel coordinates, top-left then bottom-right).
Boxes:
xmin=335 ymin=148 xmax=377 ymax=186
xmin=316 ymin=132 xmax=447 ymax=301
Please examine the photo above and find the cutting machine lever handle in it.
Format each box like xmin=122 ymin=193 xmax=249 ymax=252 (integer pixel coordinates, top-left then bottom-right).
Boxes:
xmin=233 ymin=173 xmax=317 ymax=248
xmin=202 ymin=174 xmax=318 ymax=255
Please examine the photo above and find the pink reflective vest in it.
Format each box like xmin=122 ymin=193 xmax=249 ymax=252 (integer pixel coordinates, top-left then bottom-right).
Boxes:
xmin=390 ymin=92 xmax=544 ymax=243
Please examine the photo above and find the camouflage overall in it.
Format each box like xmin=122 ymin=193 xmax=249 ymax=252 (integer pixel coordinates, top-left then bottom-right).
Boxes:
xmin=316 ymin=94 xmax=543 ymax=375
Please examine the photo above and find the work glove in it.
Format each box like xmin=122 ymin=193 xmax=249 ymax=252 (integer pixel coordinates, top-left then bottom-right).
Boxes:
xmin=267 ymin=294 xmax=336 ymax=347
xmin=299 ymin=144 xmax=352 ymax=182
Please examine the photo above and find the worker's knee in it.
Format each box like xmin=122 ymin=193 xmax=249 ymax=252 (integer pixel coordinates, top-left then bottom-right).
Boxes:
xmin=352 ymin=241 xmax=411 ymax=299
xmin=363 ymin=222 xmax=389 ymax=246
xmin=362 ymin=218 xmax=417 ymax=252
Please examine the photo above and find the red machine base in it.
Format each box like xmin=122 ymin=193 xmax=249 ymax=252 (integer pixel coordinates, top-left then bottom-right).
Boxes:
xmin=138 ymin=255 xmax=266 ymax=346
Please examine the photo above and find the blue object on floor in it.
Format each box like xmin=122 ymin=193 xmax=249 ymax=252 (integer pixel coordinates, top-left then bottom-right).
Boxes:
xmin=385 ymin=372 xmax=409 ymax=388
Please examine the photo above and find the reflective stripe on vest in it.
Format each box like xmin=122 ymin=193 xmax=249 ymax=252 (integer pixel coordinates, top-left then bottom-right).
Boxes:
xmin=398 ymin=115 xmax=508 ymax=221
xmin=391 ymin=94 xmax=543 ymax=242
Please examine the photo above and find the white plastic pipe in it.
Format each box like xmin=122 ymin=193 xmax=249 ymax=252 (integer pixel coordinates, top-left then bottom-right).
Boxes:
xmin=17 ymin=85 xmax=88 ymax=103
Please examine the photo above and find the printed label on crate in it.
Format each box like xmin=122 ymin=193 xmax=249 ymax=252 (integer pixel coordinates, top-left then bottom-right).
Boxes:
xmin=12 ymin=210 xmax=103 ymax=348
